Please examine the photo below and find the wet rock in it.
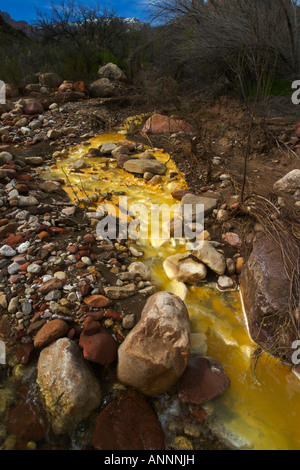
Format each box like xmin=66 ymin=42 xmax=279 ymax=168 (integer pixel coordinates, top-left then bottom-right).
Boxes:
xmin=40 ymin=181 xmax=61 ymax=193
xmin=79 ymin=326 xmax=117 ymax=365
xmin=6 ymin=400 xmax=47 ymax=443
xmin=142 ymin=114 xmax=193 ymax=134
xmin=69 ymin=159 xmax=87 ymax=170
xmin=33 ymin=319 xmax=69 ymax=349
xmin=123 ymin=159 xmax=167 ymax=175
xmin=100 ymin=143 xmax=117 ymax=154
xmin=217 ymin=275 xmax=235 ymax=290
xmin=192 ymin=241 xmax=226 ymax=275
xmin=178 ymin=356 xmax=230 ymax=405
xmin=117 ymin=291 xmax=191 ymax=396
xmin=163 ymin=253 xmax=207 ymax=284
xmin=92 ymin=389 xmax=165 ymax=450
xmin=16 ymin=343 xmax=35 ymax=365
xmin=37 ymin=337 xmax=102 ymax=435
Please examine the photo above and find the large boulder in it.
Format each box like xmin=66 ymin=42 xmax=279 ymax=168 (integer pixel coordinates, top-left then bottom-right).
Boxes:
xmin=98 ymin=62 xmax=126 ymax=81
xmin=117 ymin=291 xmax=191 ymax=396
xmin=163 ymin=253 xmax=207 ymax=284
xmin=92 ymin=389 xmax=165 ymax=450
xmin=239 ymin=235 xmax=300 ymax=358
xmin=123 ymin=158 xmax=167 ymax=175
xmin=39 ymin=72 xmax=62 ymax=89
xmin=37 ymin=337 xmax=102 ymax=435
xmin=142 ymin=114 xmax=193 ymax=134
xmin=89 ymin=78 xmax=115 ymax=97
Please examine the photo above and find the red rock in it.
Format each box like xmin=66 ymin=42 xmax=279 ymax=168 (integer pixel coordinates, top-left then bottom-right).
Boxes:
xmin=15 ymin=174 xmax=33 ymax=182
xmin=0 ymin=219 xmax=9 ymax=227
xmin=33 ymin=319 xmax=69 ymax=349
xmin=82 ymin=320 xmax=102 ymax=336
xmin=6 ymin=401 xmax=47 ymax=444
xmin=92 ymin=389 xmax=165 ymax=450
xmin=38 ymin=231 xmax=51 ymax=242
xmin=73 ymin=81 xmax=87 ymax=93
xmin=38 ymin=278 xmax=64 ymax=294
xmin=83 ymin=295 xmax=112 ymax=308
xmin=16 ymin=343 xmax=35 ymax=365
xmin=105 ymin=308 xmax=124 ymax=322
xmin=84 ymin=311 xmax=105 ymax=321
xmin=178 ymin=356 xmax=230 ymax=405
xmin=222 ymin=232 xmax=242 ymax=247
xmin=171 ymin=189 xmax=193 ymax=200
xmin=67 ymin=245 xmax=78 ymax=254
xmin=79 ymin=328 xmax=117 ymax=365
xmin=142 ymin=114 xmax=193 ymax=134
xmin=23 ymin=100 xmax=44 ymax=115
xmin=80 ymin=283 xmax=91 ymax=296
xmin=0 ymin=223 xmax=19 ymax=240
xmin=83 ymin=233 xmax=95 ymax=243
xmin=19 ymin=262 xmax=30 ymax=272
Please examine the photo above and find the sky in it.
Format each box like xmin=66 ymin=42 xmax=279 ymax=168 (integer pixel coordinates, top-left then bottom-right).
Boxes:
xmin=0 ymin=0 xmax=149 ymax=24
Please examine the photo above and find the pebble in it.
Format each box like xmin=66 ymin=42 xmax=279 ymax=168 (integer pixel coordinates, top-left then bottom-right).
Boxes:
xmin=27 ymin=264 xmax=42 ymax=274
xmin=8 ymin=262 xmax=20 ymax=275
xmin=17 ymin=241 xmax=30 ymax=253
xmin=0 ymin=245 xmax=17 ymax=257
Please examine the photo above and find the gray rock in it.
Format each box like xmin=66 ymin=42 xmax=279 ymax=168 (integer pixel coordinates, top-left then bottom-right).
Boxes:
xmin=90 ymin=78 xmax=115 ymax=97
xmin=18 ymin=196 xmax=39 ymax=207
xmin=98 ymin=62 xmax=126 ymax=81
xmin=103 ymin=283 xmax=137 ymax=299
xmin=100 ymin=143 xmax=117 ymax=154
xmin=181 ymin=193 xmax=218 ymax=221
xmin=69 ymin=159 xmax=87 ymax=171
xmin=123 ymin=159 xmax=167 ymax=175
xmin=273 ymin=169 xmax=300 ymax=200
xmin=192 ymin=241 xmax=226 ymax=275
xmin=0 ymin=245 xmax=17 ymax=257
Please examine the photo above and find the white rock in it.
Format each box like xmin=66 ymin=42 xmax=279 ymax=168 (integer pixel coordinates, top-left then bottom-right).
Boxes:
xmin=0 ymin=245 xmax=17 ymax=257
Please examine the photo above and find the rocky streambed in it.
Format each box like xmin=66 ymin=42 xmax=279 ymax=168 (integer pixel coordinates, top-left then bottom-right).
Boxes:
xmin=0 ymin=102 xmax=300 ymax=450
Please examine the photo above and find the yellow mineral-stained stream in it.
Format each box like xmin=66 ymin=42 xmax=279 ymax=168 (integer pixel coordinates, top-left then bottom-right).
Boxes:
xmin=41 ymin=127 xmax=300 ymax=451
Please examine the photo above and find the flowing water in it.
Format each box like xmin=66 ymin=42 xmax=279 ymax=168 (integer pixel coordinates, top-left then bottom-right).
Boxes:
xmin=26 ymin=126 xmax=300 ymax=450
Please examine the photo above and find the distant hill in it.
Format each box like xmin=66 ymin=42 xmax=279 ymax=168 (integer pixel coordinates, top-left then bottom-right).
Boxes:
xmin=0 ymin=11 xmax=34 ymax=36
